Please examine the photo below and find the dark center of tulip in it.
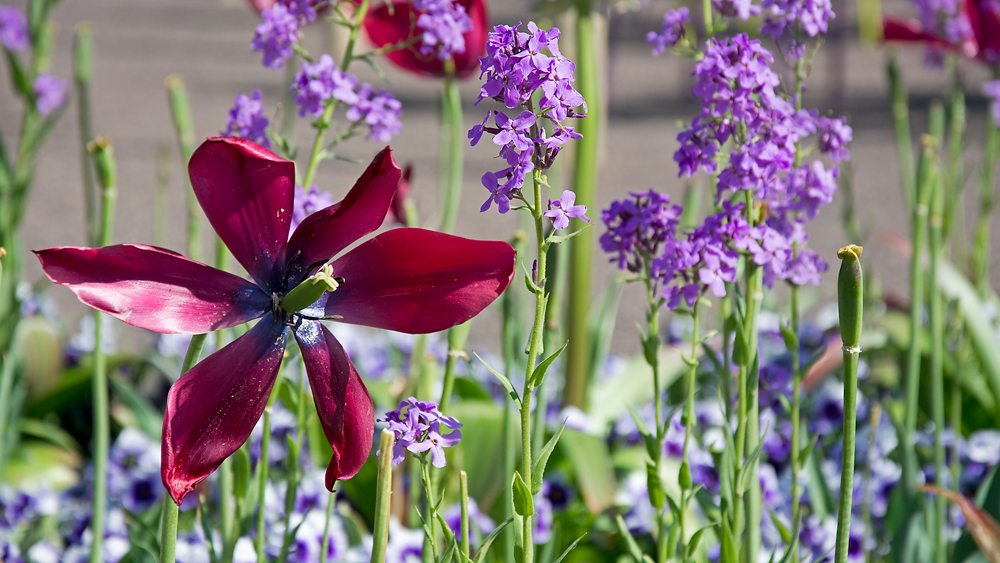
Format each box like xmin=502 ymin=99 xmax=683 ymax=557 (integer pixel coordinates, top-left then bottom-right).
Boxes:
xmin=270 ymin=264 xmax=345 ymax=329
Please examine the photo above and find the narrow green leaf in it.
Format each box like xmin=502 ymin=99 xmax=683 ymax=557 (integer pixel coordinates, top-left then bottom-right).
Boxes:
xmin=473 ymin=352 xmax=520 ymax=408
xmin=646 ymin=460 xmax=664 ymax=510
xmin=530 ymin=341 xmax=568 ymax=389
xmin=232 ymin=448 xmax=250 ymax=499
xmin=548 ymin=224 xmax=590 ymax=245
xmin=689 ymin=524 xmax=712 ymax=554
xmin=614 ymin=514 xmax=645 ymax=563
xmin=733 ymin=321 xmax=749 ymax=366
xmin=532 ymin=419 xmax=567 ymax=495
xmin=472 ymin=517 xmax=513 ymax=563
xmin=512 ymin=471 xmax=534 ymax=516
xmin=520 ymin=258 xmax=543 ymax=295
xmin=550 ymin=533 xmax=587 ymax=563
xmin=626 ymin=404 xmax=659 ymax=462
xmin=771 ymin=510 xmax=792 ymax=544
xmin=780 ymin=321 xmax=798 ymax=352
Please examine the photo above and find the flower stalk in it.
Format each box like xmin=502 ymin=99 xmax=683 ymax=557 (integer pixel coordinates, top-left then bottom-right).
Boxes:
xmin=371 ymin=428 xmax=396 ymax=563
xmin=165 ymin=75 xmax=200 ymax=262
xmin=679 ymin=302 xmax=700 ymax=563
xmin=73 ymin=22 xmax=97 ymax=246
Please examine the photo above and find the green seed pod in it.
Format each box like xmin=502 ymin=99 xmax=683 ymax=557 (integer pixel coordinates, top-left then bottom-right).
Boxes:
xmin=679 ymin=460 xmax=692 ymax=490
xmin=87 ymin=137 xmax=117 ymax=190
xmin=836 ymin=245 xmax=864 ymax=350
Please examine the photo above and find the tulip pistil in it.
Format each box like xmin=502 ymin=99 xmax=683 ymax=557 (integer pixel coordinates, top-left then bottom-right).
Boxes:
xmin=279 ymin=264 xmax=341 ymax=315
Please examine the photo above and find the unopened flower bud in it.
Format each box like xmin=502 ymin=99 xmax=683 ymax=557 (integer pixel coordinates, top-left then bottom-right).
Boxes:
xmin=836 ymin=245 xmax=863 ymax=350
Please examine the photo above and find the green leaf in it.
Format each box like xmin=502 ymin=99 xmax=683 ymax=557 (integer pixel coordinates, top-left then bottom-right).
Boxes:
xmin=532 ymin=419 xmax=567 ymax=495
xmin=547 ymin=224 xmax=590 ymax=245
xmin=689 ymin=524 xmax=712 ymax=554
xmin=473 ymin=352 xmax=521 ymax=408
xmin=625 ymin=404 xmax=659 ymax=462
xmin=679 ymin=460 xmax=692 ymax=490
xmin=18 ymin=418 xmax=80 ymax=452
xmin=512 ymin=471 xmax=534 ymax=516
xmin=614 ymin=514 xmax=645 ymax=563
xmin=737 ymin=434 xmax=767 ymax=495
xmin=559 ymin=429 xmax=617 ymax=513
xmin=550 ymin=533 xmax=587 ymax=563
xmin=109 ymin=376 xmax=162 ymax=440
xmin=472 ymin=518 xmax=513 ymax=563
xmin=520 ymin=258 xmax=543 ymax=295
xmin=720 ymin=518 xmax=738 ymax=563
xmin=643 ymin=333 xmax=660 ymax=368
xmin=665 ymin=523 xmax=681 ymax=559
xmin=770 ymin=510 xmax=792 ymax=544
xmin=232 ymin=448 xmax=250 ymax=499
xmin=5 ymin=50 xmax=30 ymax=95
xmin=780 ymin=321 xmax=798 ymax=352
xmin=646 ymin=460 xmax=664 ymax=510
xmin=530 ymin=341 xmax=567 ymax=389
xmin=733 ymin=321 xmax=749 ymax=366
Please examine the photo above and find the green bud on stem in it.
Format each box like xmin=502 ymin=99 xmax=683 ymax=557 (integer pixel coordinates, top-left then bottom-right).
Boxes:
xmin=87 ymin=137 xmax=117 ymax=191
xmin=280 ymin=264 xmax=340 ymax=313
xmin=836 ymin=245 xmax=863 ymax=349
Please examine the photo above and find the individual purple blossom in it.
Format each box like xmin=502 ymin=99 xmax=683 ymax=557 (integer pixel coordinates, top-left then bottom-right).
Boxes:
xmin=378 ymin=397 xmax=462 ymax=468
xmin=223 ymin=90 xmax=271 ymax=148
xmin=493 ymin=110 xmax=536 ymax=152
xmin=760 ymin=0 xmax=835 ymax=40
xmin=986 ymin=80 xmax=1000 ymax=128
xmin=816 ymin=116 xmax=853 ymax=162
xmin=544 ymin=190 xmax=589 ymax=230
xmin=346 ymin=83 xmax=403 ymax=142
xmin=0 ymin=4 xmax=28 ymax=52
xmin=647 ymin=8 xmax=691 ymax=56
xmin=33 ymin=74 xmax=66 ymax=116
xmin=292 ymin=54 xmax=359 ymax=118
xmin=251 ymin=3 xmax=300 ymax=69
xmin=415 ymin=0 xmax=473 ymax=60
xmin=713 ymin=0 xmax=762 ymax=20
xmin=290 ymin=184 xmax=334 ymax=235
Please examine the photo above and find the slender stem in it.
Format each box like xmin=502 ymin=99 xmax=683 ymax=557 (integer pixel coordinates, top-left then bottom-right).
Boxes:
xmin=834 ymin=350 xmax=860 ymax=563
xmin=972 ymin=117 xmax=999 ymax=294
xmin=928 ymin=137 xmax=947 ymax=563
xmin=0 ymin=348 xmax=14 ymax=470
xmin=319 ymin=491 xmax=336 ymax=563
xmin=255 ymin=406 xmax=272 ymax=563
xmin=161 ymin=333 xmax=208 ymax=563
xmin=742 ymin=196 xmax=764 ymax=563
xmin=640 ymin=259 xmax=667 ymax=563
xmin=301 ymin=0 xmax=370 ymax=189
xmin=789 ymin=284 xmax=802 ymax=563
xmin=564 ymin=2 xmax=600 ymax=409
xmin=680 ymin=304 xmax=700 ymax=563
xmin=460 ymin=471 xmax=471 ymax=560
xmin=218 ymin=457 xmax=235 ymax=563
xmin=165 ymin=75 xmax=200 ymax=262
xmin=371 ymin=429 xmax=395 ymax=563
xmin=74 ymin=23 xmax=97 ymax=247
xmin=420 ymin=462 xmax=440 ymax=563
xmin=440 ymin=321 xmax=470 ymax=414
xmin=888 ymin=57 xmax=916 ymax=216
xmin=439 ymin=73 xmax=463 ymax=235
xmin=278 ymin=372 xmax=310 ymax=563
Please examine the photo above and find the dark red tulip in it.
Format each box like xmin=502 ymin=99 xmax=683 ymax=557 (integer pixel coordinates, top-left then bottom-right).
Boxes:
xmin=882 ymin=0 xmax=1000 ymax=64
xmin=35 ymin=137 xmax=515 ymax=504
xmin=363 ymin=0 xmax=488 ymax=79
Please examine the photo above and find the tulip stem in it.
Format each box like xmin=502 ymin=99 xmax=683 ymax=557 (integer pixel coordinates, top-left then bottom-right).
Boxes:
xmin=972 ymin=114 xmax=999 ymax=295
xmin=928 ymin=115 xmax=947 ymax=562
xmin=165 ymin=75 xmax=200 ymax=262
xmin=371 ymin=429 xmax=396 ymax=563
xmin=639 ymin=255 xmax=667 ymax=563
xmin=74 ymin=22 xmax=97 ymax=247
xmin=888 ymin=57 xmax=915 ymax=216
xmin=460 ymin=471 xmax=471 ymax=560
xmin=301 ymin=0 xmax=370 ymax=190
xmin=440 ymin=320 xmax=470 ymax=414
xmin=439 ymin=72 xmax=463 ymax=235
xmin=255 ymin=406 xmax=272 ymax=563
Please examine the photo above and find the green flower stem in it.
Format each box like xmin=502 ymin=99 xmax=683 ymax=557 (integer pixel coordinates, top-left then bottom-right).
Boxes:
xmin=320 ymin=491 xmax=336 ymax=563
xmin=834 ymin=245 xmax=863 ymax=563
xmin=680 ymin=303 xmax=700 ymax=563
xmin=500 ymin=232 xmax=524 ymax=563
xmin=73 ymin=22 xmax=97 ymax=246
xmin=420 ymin=462 xmax=440 ymax=563
xmin=439 ymin=320 xmax=470 ymax=414
xmin=564 ymin=2 xmax=600 ymax=410
xmin=903 ymin=135 xmax=936 ymax=494
xmin=0 ymin=323 xmax=13 ymax=471
xmin=742 ymin=200 xmax=764 ymax=563
xmin=161 ymin=333 xmax=208 ymax=563
xmin=88 ymin=138 xmax=117 ymax=563
xmin=789 ymin=283 xmax=802 ymax=563
xmin=439 ymin=71 xmax=463 ymax=235
xmin=460 ymin=470 xmax=471 ymax=560
xmin=972 ymin=112 xmax=999 ymax=295
xmin=702 ymin=0 xmax=713 ymax=34
xmin=255 ymin=406 xmax=272 ymax=563
xmin=536 ymin=237 xmax=567 ymax=452
xmin=301 ymin=0 xmax=370 ymax=190
xmin=165 ymin=75 xmax=200 ymax=262
xmin=639 ymin=257 xmax=667 ymax=563
xmin=279 ymin=372 xmax=310 ymax=563
xmin=371 ymin=429 xmax=396 ymax=563
xmin=888 ymin=56 xmax=915 ymax=216
xmin=928 ymin=129 xmax=947 ymax=561
xmin=281 ymin=54 xmax=299 ymax=141
xmin=943 ymin=64 xmax=965 ymax=249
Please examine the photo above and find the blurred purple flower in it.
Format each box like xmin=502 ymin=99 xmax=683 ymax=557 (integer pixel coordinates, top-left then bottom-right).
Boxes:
xmin=290 ymin=184 xmax=334 ymax=235
xmin=223 ymin=89 xmax=270 ymax=148
xmin=251 ymin=3 xmax=300 ymax=69
xmin=346 ymin=83 xmax=403 ymax=142
xmin=292 ymin=54 xmax=359 ymax=117
xmin=33 ymin=74 xmax=66 ymax=116
xmin=713 ymin=0 xmax=762 ymax=20
xmin=817 ymin=116 xmax=853 ymax=162
xmin=415 ymin=0 xmax=473 ymax=60
xmin=648 ymin=8 xmax=691 ymax=55
xmin=0 ymin=4 xmax=28 ymax=51
xmin=761 ymin=0 xmax=835 ymax=40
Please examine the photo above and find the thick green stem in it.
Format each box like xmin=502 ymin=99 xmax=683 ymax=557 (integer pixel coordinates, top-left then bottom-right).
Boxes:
xmin=301 ymin=0 xmax=370 ymax=189
xmin=371 ymin=429 xmax=395 ymax=563
xmin=161 ymin=333 xmax=208 ymax=563
xmin=641 ymin=264 xmax=666 ymax=563
xmin=741 ymin=198 xmax=764 ymax=563
xmin=320 ymin=491 xmax=336 ymax=563
xmin=255 ymin=407 xmax=272 ymax=563
xmin=888 ymin=57 xmax=915 ymax=216
xmin=928 ymin=136 xmax=947 ymax=563
xmin=74 ymin=22 xmax=97 ymax=246
xmin=564 ymin=3 xmax=600 ymax=410
xmin=439 ymin=74 xmax=463 ymax=235
xmin=680 ymin=304 xmax=700 ymax=563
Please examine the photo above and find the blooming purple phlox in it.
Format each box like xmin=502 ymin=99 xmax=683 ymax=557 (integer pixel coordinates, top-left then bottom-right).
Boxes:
xmin=543 ymin=190 xmax=589 ymax=230
xmin=648 ymin=8 xmax=691 ymax=56
xmin=760 ymin=0 xmax=836 ymax=41
xmin=816 ymin=116 xmax=853 ymax=162
xmin=33 ymin=74 xmax=66 ymax=116
xmin=414 ymin=0 xmax=473 ymax=60
xmin=713 ymin=0 xmax=762 ymax=20
xmin=378 ymin=397 xmax=463 ymax=468
xmin=290 ymin=184 xmax=334 ymax=236
xmin=223 ymin=89 xmax=271 ymax=148
xmin=345 ymin=83 xmax=404 ymax=142
xmin=292 ymin=54 xmax=360 ymax=117
xmin=0 ymin=4 xmax=28 ymax=52
xmin=599 ymin=189 xmax=682 ymax=272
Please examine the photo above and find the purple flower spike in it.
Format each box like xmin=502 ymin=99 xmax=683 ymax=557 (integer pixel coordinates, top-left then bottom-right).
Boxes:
xmin=544 ymin=190 xmax=589 ymax=230
xmin=33 ymin=74 xmax=67 ymax=116
xmin=223 ymin=90 xmax=271 ymax=148
xmin=252 ymin=3 xmax=300 ymax=69
xmin=378 ymin=397 xmax=463 ymax=468
xmin=0 ymin=4 xmax=29 ymax=52
xmin=648 ymin=8 xmax=691 ymax=56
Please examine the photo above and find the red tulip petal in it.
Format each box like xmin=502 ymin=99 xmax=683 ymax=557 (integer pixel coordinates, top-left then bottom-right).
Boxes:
xmin=322 ymin=228 xmax=515 ymax=333
xmin=162 ymin=317 xmax=288 ymax=504
xmin=294 ymin=321 xmax=374 ymax=489
xmin=34 ymin=245 xmax=268 ymax=334
xmin=968 ymin=0 xmax=1000 ymax=59
xmin=882 ymin=18 xmax=955 ymax=48
xmin=285 ymin=147 xmax=400 ymax=282
xmin=189 ymin=137 xmax=295 ymax=292
xmin=363 ymin=0 xmax=487 ymax=79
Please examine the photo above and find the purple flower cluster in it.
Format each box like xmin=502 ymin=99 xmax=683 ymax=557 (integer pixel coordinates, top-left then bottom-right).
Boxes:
xmin=251 ymin=0 xmax=319 ymax=70
xmin=290 ymin=184 xmax=334 ymax=235
xmin=712 ymin=0 xmax=762 ymax=20
xmin=817 ymin=116 xmax=852 ymax=162
xmin=913 ymin=0 xmax=974 ymax=45
xmin=760 ymin=0 xmax=835 ymax=41
xmin=600 ymin=189 xmax=682 ymax=273
xmin=346 ymin=83 xmax=403 ymax=142
xmin=378 ymin=397 xmax=463 ymax=468
xmin=986 ymin=80 xmax=1000 ymax=128
xmin=0 ymin=3 xmax=28 ymax=52
xmin=33 ymin=74 xmax=66 ymax=116
xmin=544 ymin=190 xmax=589 ymax=230
xmin=223 ymin=89 xmax=271 ymax=148
xmin=470 ymin=22 xmax=586 ymax=213
xmin=414 ymin=0 xmax=473 ymax=60
xmin=647 ymin=8 xmax=691 ymax=56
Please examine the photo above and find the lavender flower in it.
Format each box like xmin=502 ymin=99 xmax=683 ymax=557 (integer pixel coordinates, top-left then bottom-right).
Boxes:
xmin=346 ymin=83 xmax=403 ymax=142
xmin=290 ymin=184 xmax=334 ymax=235
xmin=648 ymin=7 xmax=691 ymax=56
xmin=0 ymin=4 xmax=28 ymax=52
xmin=33 ymin=74 xmax=66 ymax=116
xmin=712 ymin=0 xmax=762 ymax=20
xmin=544 ymin=190 xmax=589 ymax=229
xmin=415 ymin=0 xmax=473 ymax=60
xmin=817 ymin=116 xmax=853 ymax=162
xmin=986 ymin=80 xmax=1000 ymax=128
xmin=223 ymin=90 xmax=270 ymax=148
xmin=600 ymin=189 xmax=682 ymax=272
xmin=292 ymin=54 xmax=359 ymax=117
xmin=251 ymin=3 xmax=300 ymax=69
xmin=378 ymin=397 xmax=462 ymax=468
xmin=760 ymin=0 xmax=835 ymax=40
xmin=108 ymin=428 xmax=162 ymax=512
